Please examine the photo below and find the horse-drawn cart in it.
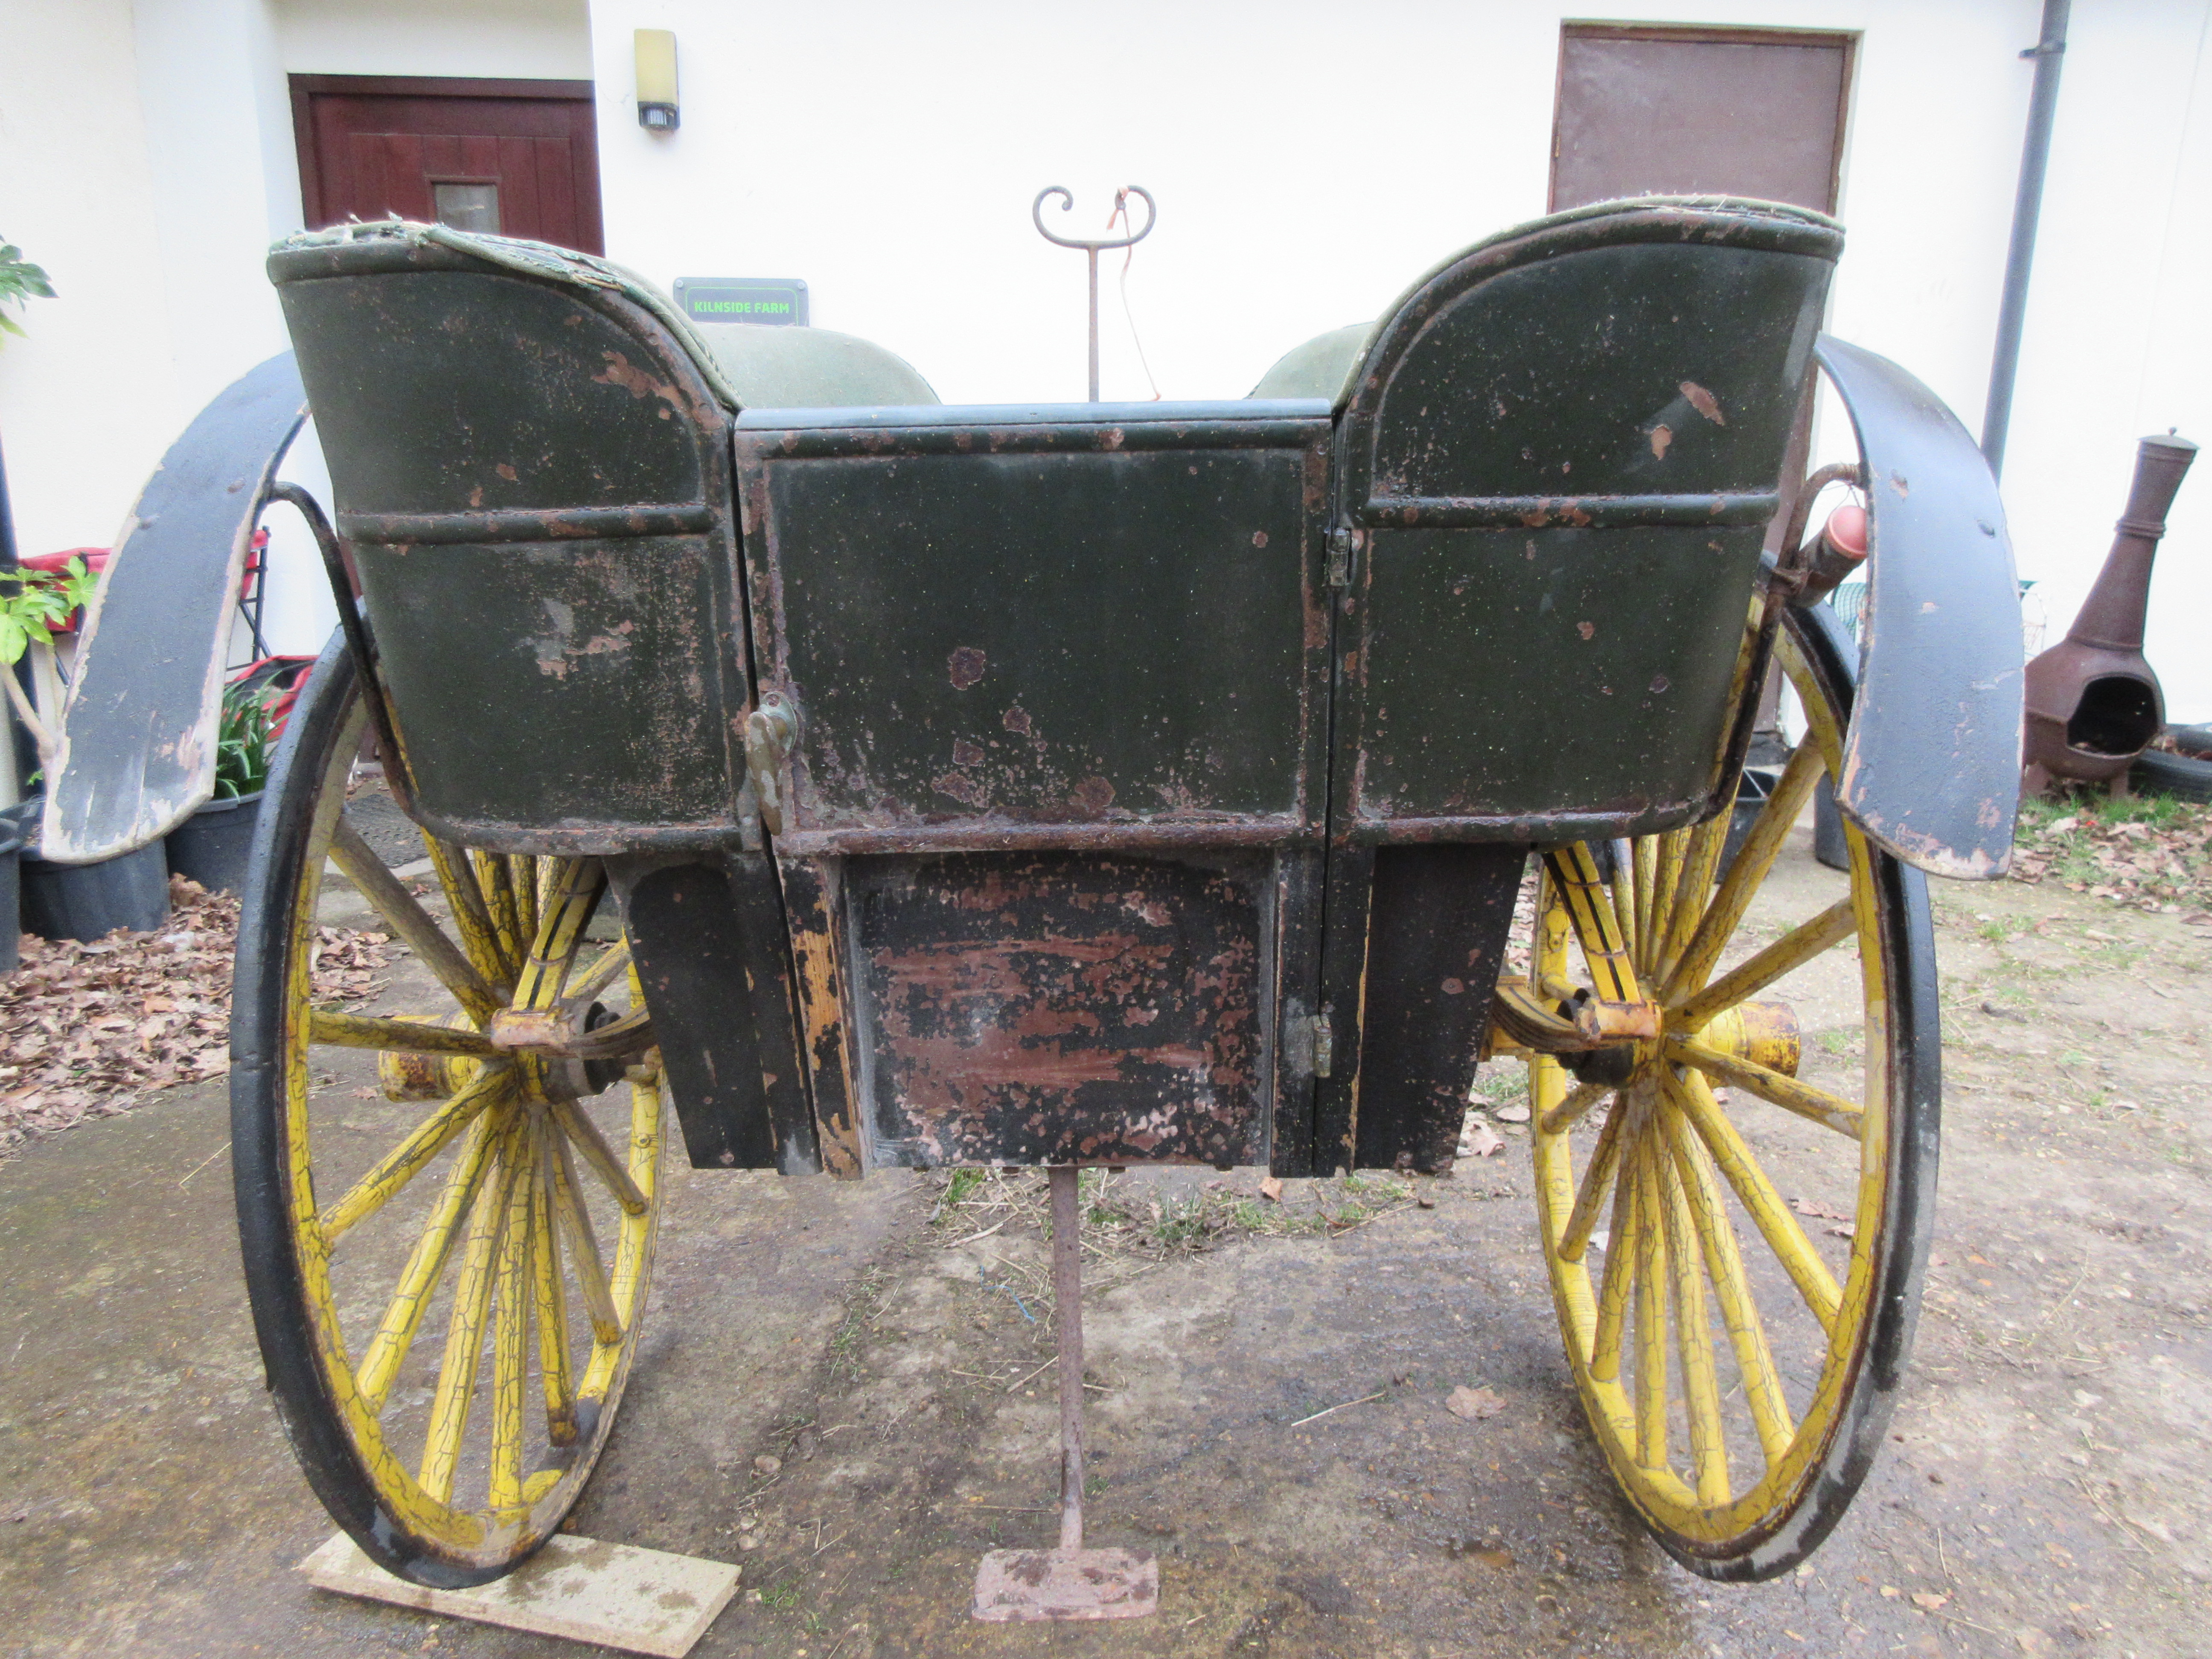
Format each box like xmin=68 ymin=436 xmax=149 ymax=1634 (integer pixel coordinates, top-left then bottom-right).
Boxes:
xmin=222 ymin=196 xmax=2019 ymax=1607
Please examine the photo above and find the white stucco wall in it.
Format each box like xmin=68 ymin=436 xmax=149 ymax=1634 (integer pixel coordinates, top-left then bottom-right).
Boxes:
xmin=3 ymin=0 xmax=2208 ymax=714
xmin=276 ymin=0 xmax=592 ymax=80
xmin=0 ymin=0 xmax=594 ymax=666
xmin=586 ymin=0 xmax=2212 ymax=716
xmin=0 ymin=0 xmax=183 ymax=560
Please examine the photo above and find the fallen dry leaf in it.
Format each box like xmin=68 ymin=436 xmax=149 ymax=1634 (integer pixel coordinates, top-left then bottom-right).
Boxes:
xmin=1912 ymin=1592 xmax=1950 ymax=1610
xmin=1466 ymin=1122 xmax=1505 ymax=1159
xmin=1258 ymin=1175 xmax=1284 ymax=1202
xmin=1491 ymin=1103 xmax=1531 ymax=1124
xmin=1790 ymin=1196 xmax=1852 ymax=1222
xmin=1445 ymin=1385 xmax=1506 ymax=1422
xmin=1 ymin=875 xmax=390 ymax=1162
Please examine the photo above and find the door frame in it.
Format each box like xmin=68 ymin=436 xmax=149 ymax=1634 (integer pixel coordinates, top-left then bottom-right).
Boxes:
xmin=1546 ymin=24 xmax=1857 ymax=214
xmin=289 ymin=73 xmax=600 ymax=236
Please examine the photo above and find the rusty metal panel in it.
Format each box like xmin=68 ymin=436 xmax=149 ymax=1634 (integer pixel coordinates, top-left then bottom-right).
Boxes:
xmin=1348 ymin=844 xmax=1525 ymax=1174
xmin=1339 ymin=523 xmax=1768 ymax=836
xmin=1330 ymin=203 xmax=1839 ymax=840
xmin=844 ymin=852 xmax=1269 ymax=1169
xmin=617 ymin=856 xmax=816 ymax=1173
xmin=735 ymin=407 xmax=1331 ymax=853
xmin=776 ymin=856 xmax=864 ymax=1178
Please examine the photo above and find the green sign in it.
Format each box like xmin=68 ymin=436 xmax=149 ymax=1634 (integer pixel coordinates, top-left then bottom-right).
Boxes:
xmin=674 ymin=277 xmax=809 ymax=327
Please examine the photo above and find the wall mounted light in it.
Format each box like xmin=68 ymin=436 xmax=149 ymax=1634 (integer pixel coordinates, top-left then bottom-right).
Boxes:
xmin=635 ymin=30 xmax=679 ymax=131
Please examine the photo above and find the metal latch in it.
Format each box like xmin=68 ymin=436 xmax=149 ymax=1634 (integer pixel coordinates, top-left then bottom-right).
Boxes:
xmin=1325 ymin=528 xmax=1354 ymax=588
xmin=743 ymin=693 xmax=797 ymax=835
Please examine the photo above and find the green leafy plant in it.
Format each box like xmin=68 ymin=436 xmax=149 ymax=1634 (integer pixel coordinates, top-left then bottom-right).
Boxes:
xmin=215 ymin=680 xmax=277 ymax=798
xmin=0 ymin=556 xmax=99 ymax=762
xmin=0 ymin=239 xmax=55 ymax=342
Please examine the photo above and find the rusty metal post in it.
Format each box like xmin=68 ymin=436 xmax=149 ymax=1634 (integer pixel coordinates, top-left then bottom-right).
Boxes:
xmin=1049 ymin=1164 xmax=1086 ymax=1549
xmin=971 ymin=1163 xmax=1157 ymax=1621
xmin=1031 ymin=187 xmax=1156 ymax=404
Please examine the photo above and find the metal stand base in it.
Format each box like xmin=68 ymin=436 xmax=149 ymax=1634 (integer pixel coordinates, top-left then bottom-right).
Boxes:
xmin=971 ymin=1166 xmax=1158 ymax=1622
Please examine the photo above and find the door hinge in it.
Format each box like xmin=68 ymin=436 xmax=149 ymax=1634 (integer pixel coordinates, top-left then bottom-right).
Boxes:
xmin=743 ymin=692 xmax=797 ymax=835
xmin=1325 ymin=528 xmax=1353 ymax=588
xmin=1310 ymin=1008 xmax=1336 ymax=1079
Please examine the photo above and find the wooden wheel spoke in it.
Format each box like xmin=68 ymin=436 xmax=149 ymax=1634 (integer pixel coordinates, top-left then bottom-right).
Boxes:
xmin=1668 ymin=1036 xmax=1864 ymax=1140
xmin=1604 ymin=840 xmax=1636 ymax=964
xmin=1589 ymin=1129 xmax=1642 ymax=1382
xmin=309 ymin=1008 xmax=501 ymax=1059
xmin=1664 ymin=741 xmax=1825 ymax=1003
xmin=512 ymin=860 xmax=608 ymax=1012
xmin=487 ymin=1118 xmax=537 ymax=1510
xmin=1558 ymin=1091 xmax=1632 ymax=1262
xmin=509 ymin=855 xmax=541 ymax=958
xmin=1630 ymin=1137 xmax=1671 ymax=1471
xmin=1542 ymin=843 xmax=1644 ymax=1004
xmin=546 ymin=1133 xmax=623 ymax=1346
xmin=320 ymin=1068 xmax=511 ymax=1243
xmin=530 ymin=1163 xmax=578 ymax=1447
xmin=1643 ymin=829 xmax=1686 ymax=978
xmin=419 ymin=1115 xmax=525 ymax=1504
xmin=551 ymin=1099 xmax=650 ymax=1216
xmin=1660 ymin=1099 xmax=1795 ymax=1469
xmin=330 ymin=818 xmax=503 ymax=1024
xmin=354 ymin=1111 xmax=500 ymax=1414
xmin=423 ymin=835 xmax=511 ymax=993
xmin=471 ymin=850 xmax=526 ymax=981
xmin=1656 ymin=1134 xmax=1730 ymax=1505
xmin=1654 ymin=810 xmax=1734 ymax=989
xmin=1671 ymin=898 xmax=1856 ymax=1033
xmin=1665 ymin=1069 xmax=1841 ymax=1333
xmin=563 ymin=940 xmax=633 ymax=1010
xmin=1537 ymin=1080 xmax=1611 ymax=1137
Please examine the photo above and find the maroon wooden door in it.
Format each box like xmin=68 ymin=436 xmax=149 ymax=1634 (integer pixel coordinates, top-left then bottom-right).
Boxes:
xmin=291 ymin=75 xmax=604 ymax=254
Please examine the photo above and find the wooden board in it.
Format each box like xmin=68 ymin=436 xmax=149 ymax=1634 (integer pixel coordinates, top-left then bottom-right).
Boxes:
xmin=42 ymin=353 xmax=307 ymax=863
xmin=300 ymin=1533 xmax=740 ymax=1657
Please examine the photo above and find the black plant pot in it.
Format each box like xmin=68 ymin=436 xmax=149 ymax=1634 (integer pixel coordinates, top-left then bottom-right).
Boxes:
xmin=21 ymin=815 xmax=171 ymax=943
xmin=167 ymin=791 xmax=265 ymax=895
xmin=1813 ymin=775 xmax=1851 ymax=871
xmin=0 ymin=800 xmax=28 ymax=975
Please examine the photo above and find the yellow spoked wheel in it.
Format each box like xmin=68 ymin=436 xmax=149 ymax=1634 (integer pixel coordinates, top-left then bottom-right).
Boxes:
xmin=232 ymin=639 xmax=664 ymax=1587
xmin=1514 ymin=605 xmax=1937 ymax=1580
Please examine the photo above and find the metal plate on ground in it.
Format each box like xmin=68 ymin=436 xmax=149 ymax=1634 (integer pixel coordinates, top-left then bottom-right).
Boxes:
xmin=300 ymin=1533 xmax=739 ymax=1657
xmin=972 ymin=1545 xmax=1158 ymax=1621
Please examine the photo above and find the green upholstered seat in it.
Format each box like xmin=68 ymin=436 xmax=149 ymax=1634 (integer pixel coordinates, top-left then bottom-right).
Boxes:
xmin=1247 ymin=322 xmax=1371 ymax=404
xmin=693 ymin=323 xmax=940 ymax=409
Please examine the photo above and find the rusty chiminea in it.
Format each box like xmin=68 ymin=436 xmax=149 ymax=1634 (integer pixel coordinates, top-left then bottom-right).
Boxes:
xmin=2022 ymin=433 xmax=2197 ymax=793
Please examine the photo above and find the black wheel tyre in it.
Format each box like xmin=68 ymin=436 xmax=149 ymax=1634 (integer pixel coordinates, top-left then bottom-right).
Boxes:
xmin=1527 ymin=601 xmax=1939 ymax=1581
xmin=232 ymin=632 xmax=666 ymax=1587
xmin=2131 ymin=746 xmax=2212 ymax=803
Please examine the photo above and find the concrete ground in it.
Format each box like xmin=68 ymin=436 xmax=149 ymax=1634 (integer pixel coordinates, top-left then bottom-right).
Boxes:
xmin=2 ymin=823 xmax=2209 ymax=1659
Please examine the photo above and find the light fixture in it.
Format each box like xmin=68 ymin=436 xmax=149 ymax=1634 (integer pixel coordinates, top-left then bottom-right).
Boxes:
xmin=635 ymin=30 xmax=679 ymax=132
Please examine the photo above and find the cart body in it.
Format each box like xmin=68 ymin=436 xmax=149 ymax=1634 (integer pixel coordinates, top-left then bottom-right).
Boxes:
xmin=267 ymin=200 xmax=2014 ymax=1187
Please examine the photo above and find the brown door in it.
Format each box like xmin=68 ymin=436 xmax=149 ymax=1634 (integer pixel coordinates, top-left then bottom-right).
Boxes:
xmin=1550 ymin=26 xmax=1852 ymax=213
xmin=291 ymin=75 xmax=604 ymax=254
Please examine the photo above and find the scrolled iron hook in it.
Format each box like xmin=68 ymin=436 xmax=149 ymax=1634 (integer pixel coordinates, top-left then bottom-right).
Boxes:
xmin=1031 ymin=185 xmax=1156 ymax=252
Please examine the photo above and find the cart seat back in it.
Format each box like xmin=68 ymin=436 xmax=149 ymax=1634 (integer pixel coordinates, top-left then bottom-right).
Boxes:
xmin=1327 ymin=196 xmax=1844 ymax=838
xmin=268 ymin=224 xmax=760 ymax=852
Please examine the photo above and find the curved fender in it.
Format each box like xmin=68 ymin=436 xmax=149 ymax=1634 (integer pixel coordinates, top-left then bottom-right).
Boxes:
xmin=43 ymin=353 xmax=308 ymax=863
xmin=1815 ymin=336 xmax=2022 ymax=880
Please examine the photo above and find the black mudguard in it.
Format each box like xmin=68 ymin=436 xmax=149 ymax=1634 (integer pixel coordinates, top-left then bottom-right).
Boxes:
xmin=44 ymin=353 xmax=309 ymax=862
xmin=1816 ymin=337 xmax=2022 ymax=879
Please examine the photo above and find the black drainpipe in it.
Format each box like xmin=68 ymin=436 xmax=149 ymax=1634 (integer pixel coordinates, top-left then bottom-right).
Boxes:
xmin=1981 ymin=0 xmax=2071 ymax=478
